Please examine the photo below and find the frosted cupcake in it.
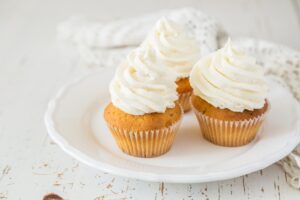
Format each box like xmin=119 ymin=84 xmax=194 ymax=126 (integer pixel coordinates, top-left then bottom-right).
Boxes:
xmin=104 ymin=47 xmax=182 ymax=158
xmin=190 ymin=39 xmax=269 ymax=147
xmin=142 ymin=17 xmax=200 ymax=112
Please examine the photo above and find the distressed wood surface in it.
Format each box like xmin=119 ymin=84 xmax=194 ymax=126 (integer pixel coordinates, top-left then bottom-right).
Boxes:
xmin=0 ymin=0 xmax=300 ymax=199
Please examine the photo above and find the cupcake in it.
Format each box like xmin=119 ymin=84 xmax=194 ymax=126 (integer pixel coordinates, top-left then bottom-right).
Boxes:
xmin=190 ymin=39 xmax=269 ymax=147
xmin=104 ymin=47 xmax=182 ymax=158
xmin=142 ymin=17 xmax=200 ymax=112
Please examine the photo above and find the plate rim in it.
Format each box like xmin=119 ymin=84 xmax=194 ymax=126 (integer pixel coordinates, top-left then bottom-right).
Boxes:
xmin=45 ymin=69 xmax=300 ymax=183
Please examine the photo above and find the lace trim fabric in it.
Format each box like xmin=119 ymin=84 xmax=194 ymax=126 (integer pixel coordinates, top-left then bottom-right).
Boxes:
xmin=58 ymin=8 xmax=300 ymax=188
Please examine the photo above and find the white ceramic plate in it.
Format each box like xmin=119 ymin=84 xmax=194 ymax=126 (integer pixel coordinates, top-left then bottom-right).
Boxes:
xmin=45 ymin=67 xmax=300 ymax=183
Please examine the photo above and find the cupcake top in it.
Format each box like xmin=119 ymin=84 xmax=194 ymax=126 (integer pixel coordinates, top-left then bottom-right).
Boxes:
xmin=142 ymin=17 xmax=200 ymax=79
xmin=110 ymin=47 xmax=178 ymax=115
xmin=190 ymin=39 xmax=268 ymax=112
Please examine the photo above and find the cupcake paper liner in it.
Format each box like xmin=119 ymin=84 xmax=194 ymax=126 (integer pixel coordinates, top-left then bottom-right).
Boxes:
xmin=107 ymin=119 xmax=182 ymax=158
xmin=178 ymin=91 xmax=193 ymax=112
xmin=192 ymin=106 xmax=267 ymax=147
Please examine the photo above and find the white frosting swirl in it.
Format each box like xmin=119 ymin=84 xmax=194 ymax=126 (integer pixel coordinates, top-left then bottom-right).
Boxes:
xmin=190 ymin=39 xmax=268 ymax=112
xmin=142 ymin=17 xmax=200 ymax=79
xmin=110 ymin=47 xmax=178 ymax=115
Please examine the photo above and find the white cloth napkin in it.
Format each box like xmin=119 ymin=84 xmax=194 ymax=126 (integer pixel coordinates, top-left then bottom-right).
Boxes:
xmin=57 ymin=8 xmax=226 ymax=68
xmin=57 ymin=8 xmax=300 ymax=188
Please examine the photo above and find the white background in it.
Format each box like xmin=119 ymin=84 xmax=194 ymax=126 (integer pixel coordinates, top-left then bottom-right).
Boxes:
xmin=1 ymin=0 xmax=300 ymax=199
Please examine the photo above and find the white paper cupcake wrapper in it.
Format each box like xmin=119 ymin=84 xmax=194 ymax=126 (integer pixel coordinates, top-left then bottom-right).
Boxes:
xmin=107 ymin=119 xmax=182 ymax=157
xmin=192 ymin=105 xmax=268 ymax=147
xmin=178 ymin=91 xmax=193 ymax=112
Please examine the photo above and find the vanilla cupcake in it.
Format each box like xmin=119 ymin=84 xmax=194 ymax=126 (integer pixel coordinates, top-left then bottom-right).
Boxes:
xmin=142 ymin=17 xmax=200 ymax=112
xmin=190 ymin=39 xmax=269 ymax=147
xmin=104 ymin=47 xmax=182 ymax=157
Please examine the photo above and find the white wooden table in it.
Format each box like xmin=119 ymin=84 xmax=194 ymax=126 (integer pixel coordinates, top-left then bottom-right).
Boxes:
xmin=1 ymin=0 xmax=300 ymax=199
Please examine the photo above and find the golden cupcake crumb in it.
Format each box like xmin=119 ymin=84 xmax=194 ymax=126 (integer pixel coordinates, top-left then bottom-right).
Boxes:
xmin=176 ymin=77 xmax=193 ymax=112
xmin=104 ymin=102 xmax=181 ymax=131
xmin=191 ymin=95 xmax=268 ymax=121
xmin=176 ymin=77 xmax=192 ymax=94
